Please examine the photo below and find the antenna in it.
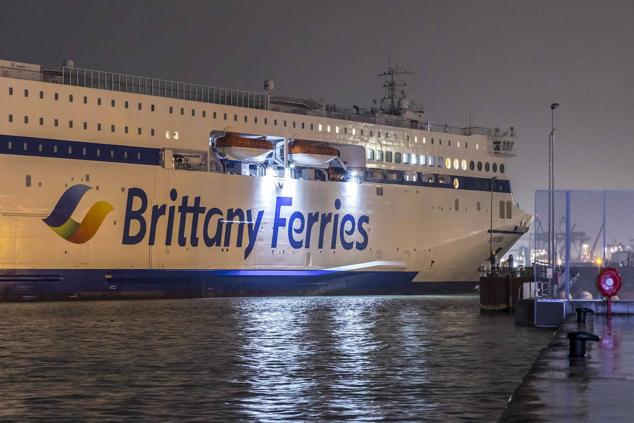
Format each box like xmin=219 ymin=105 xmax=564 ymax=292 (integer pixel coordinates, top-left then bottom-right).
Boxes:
xmin=377 ymin=59 xmax=412 ymax=115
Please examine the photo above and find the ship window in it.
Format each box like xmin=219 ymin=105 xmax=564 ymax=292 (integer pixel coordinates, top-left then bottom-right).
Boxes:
xmin=352 ymin=128 xmax=356 ymax=135
xmin=111 ymin=125 xmax=116 ymax=132
xmin=54 ymin=119 xmax=59 ymax=127
xmin=438 ymin=156 xmax=443 ymax=168
xmin=485 ymin=162 xmax=490 ymax=172
xmin=173 ymin=131 xmax=179 ymax=140
xmin=448 ymin=140 xmax=451 ymax=147
xmin=23 ymin=142 xmax=27 ymax=151
xmin=455 ymin=199 xmax=459 ymax=211
xmin=25 ymin=175 xmax=31 ymax=187
xmin=410 ymin=154 xmax=417 ymax=165
xmin=318 ymin=124 xmax=322 ymax=131
xmin=264 ymin=117 xmax=268 ymax=124
xmin=431 ymin=138 xmax=434 ymax=145
xmin=360 ymin=129 xmax=364 ymax=136
xmin=83 ymin=122 xmax=87 ymax=130
xmin=180 ymin=108 xmax=184 ymax=115
xmin=234 ymin=114 xmax=238 ymax=122
xmin=85 ymin=174 xmax=90 ymax=182
xmin=24 ymin=89 xmax=29 ymax=97
xmin=370 ymin=131 xmax=373 ymax=137
xmin=169 ymin=106 xmax=173 ymax=114
xmin=477 ymin=201 xmax=481 ymax=211
xmin=124 ymin=151 xmax=128 ymax=159
xmin=454 ymin=158 xmax=459 ymax=169
xmin=300 ymin=122 xmax=304 ymax=129
xmin=111 ymin=99 xmax=115 ymax=107
xmin=492 ymin=163 xmax=498 ymax=173
xmin=125 ymin=126 xmax=129 ymax=134
xmin=39 ymin=117 xmax=44 ymax=126
xmin=419 ymin=154 xmax=426 ymax=166
xmin=224 ymin=113 xmax=227 ymax=120
xmin=54 ymin=92 xmax=59 ymax=101
xmin=124 ymin=101 xmax=128 ymax=109
xmin=8 ymin=114 xmax=12 ymax=123
xmin=82 ymin=147 xmax=87 ymax=156
xmin=376 ymin=150 xmax=384 ymax=162
xmin=476 ymin=144 xmax=479 ymax=150
xmin=344 ymin=127 xmax=347 ymax=134
xmin=68 ymin=146 xmax=72 ymax=154
xmin=7 ymin=141 xmax=11 ymax=150
xmin=439 ymin=139 xmax=442 ymax=145
xmin=292 ymin=121 xmax=296 ymax=128
xmin=499 ymin=201 xmax=505 ymax=219
xmin=500 ymin=164 xmax=505 ymax=174
xmin=385 ymin=151 xmax=393 ymax=162
xmin=202 ymin=110 xmax=205 ymax=117
xmin=151 ymin=128 xmax=155 ymax=136
xmin=68 ymin=94 xmax=73 ymax=102
xmin=98 ymin=123 xmax=102 ymax=131
xmin=477 ymin=161 xmax=482 ymax=171
xmin=151 ymin=104 xmax=156 ymax=112
xmin=39 ymin=91 xmax=44 ymax=99
xmin=53 ymin=145 xmax=57 ymax=153
xmin=254 ymin=116 xmax=258 ymax=124
xmin=445 ymin=158 xmax=452 ymax=169
xmin=428 ymin=155 xmax=435 ymax=167
xmin=245 ymin=115 xmax=249 ymax=123
xmin=9 ymin=87 xmax=13 ymax=95
xmin=335 ymin=126 xmax=339 ymax=134
xmin=376 ymin=186 xmax=383 ymax=196
xmin=138 ymin=103 xmax=142 ymax=111
xmin=191 ymin=109 xmax=195 ymax=116
xmin=69 ymin=120 xmax=74 ymax=128
xmin=137 ymin=152 xmax=141 ymax=160
xmin=24 ymin=116 xmax=29 ymax=124
xmin=213 ymin=112 xmax=217 ymax=119
xmin=366 ymin=149 xmax=375 ymax=161
xmin=469 ymin=160 xmax=475 ymax=171
xmin=138 ymin=128 xmax=142 ymax=135
xmin=98 ymin=98 xmax=102 ymax=105
xmin=461 ymin=159 xmax=467 ymax=171
xmin=110 ymin=150 xmax=114 ymax=158
xmin=395 ymin=152 xmax=402 ymax=163
xmin=310 ymin=123 xmax=314 ymax=130
xmin=506 ymin=201 xmax=512 ymax=219
xmin=38 ymin=144 xmax=43 ymax=152
xmin=284 ymin=120 xmax=288 ymax=127
xmin=97 ymin=149 xmax=101 ymax=157
xmin=83 ymin=96 xmax=88 ymax=104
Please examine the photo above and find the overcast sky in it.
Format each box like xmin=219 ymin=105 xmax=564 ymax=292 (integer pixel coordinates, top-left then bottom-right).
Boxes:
xmin=1 ymin=0 xmax=632 ymax=210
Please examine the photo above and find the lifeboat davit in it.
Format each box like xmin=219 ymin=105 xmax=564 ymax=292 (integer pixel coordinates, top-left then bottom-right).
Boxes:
xmin=216 ymin=134 xmax=273 ymax=163
xmin=289 ymin=140 xmax=339 ymax=168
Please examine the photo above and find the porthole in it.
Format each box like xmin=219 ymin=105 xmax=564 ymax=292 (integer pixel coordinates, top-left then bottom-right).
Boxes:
xmin=453 ymin=158 xmax=459 ymax=169
xmin=165 ymin=131 xmax=171 ymax=139
xmin=500 ymin=164 xmax=505 ymax=174
xmin=453 ymin=178 xmax=460 ymax=189
xmin=445 ymin=158 xmax=452 ymax=169
xmin=485 ymin=162 xmax=490 ymax=172
xmin=469 ymin=160 xmax=475 ymax=171
xmin=477 ymin=161 xmax=482 ymax=171
xmin=492 ymin=163 xmax=498 ymax=173
xmin=461 ymin=159 xmax=467 ymax=171
xmin=173 ymin=131 xmax=179 ymax=140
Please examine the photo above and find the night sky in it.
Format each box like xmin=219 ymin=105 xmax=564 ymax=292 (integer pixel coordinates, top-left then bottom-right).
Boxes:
xmin=1 ymin=0 xmax=632 ymax=210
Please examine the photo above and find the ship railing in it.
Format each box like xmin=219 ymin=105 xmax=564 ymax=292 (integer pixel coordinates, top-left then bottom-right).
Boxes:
xmin=0 ymin=65 xmax=268 ymax=110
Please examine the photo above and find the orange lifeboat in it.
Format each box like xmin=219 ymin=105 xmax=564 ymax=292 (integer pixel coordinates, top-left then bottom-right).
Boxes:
xmin=215 ymin=134 xmax=273 ymax=163
xmin=289 ymin=140 xmax=339 ymax=168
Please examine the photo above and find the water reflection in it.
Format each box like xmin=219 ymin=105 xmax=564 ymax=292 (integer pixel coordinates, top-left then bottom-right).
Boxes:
xmin=0 ymin=296 xmax=550 ymax=421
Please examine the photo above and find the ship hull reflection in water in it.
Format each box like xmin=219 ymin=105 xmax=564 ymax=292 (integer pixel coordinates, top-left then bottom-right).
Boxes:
xmin=0 ymin=296 xmax=550 ymax=421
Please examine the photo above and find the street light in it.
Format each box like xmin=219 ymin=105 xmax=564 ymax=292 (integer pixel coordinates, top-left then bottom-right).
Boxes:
xmin=548 ymin=102 xmax=560 ymax=272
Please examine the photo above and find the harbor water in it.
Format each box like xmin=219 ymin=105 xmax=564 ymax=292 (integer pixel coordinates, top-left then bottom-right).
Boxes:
xmin=0 ymin=295 xmax=551 ymax=421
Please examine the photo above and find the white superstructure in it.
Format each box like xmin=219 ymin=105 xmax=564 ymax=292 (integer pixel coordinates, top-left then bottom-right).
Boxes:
xmin=0 ymin=59 xmax=529 ymax=300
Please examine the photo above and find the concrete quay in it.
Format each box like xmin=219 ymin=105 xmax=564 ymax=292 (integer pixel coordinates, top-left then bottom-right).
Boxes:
xmin=500 ymin=312 xmax=634 ymax=422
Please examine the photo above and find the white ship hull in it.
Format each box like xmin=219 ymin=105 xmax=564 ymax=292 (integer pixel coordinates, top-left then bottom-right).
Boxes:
xmin=0 ymin=60 xmax=529 ymax=300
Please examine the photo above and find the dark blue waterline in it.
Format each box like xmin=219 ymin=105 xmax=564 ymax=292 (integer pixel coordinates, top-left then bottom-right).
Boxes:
xmin=0 ymin=268 xmax=477 ymax=301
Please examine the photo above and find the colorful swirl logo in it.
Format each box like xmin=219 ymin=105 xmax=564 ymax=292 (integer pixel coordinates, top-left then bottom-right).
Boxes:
xmin=43 ymin=184 xmax=114 ymax=244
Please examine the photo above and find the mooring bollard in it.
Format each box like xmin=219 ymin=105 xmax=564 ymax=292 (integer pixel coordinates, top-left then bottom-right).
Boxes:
xmin=576 ymin=307 xmax=594 ymax=323
xmin=567 ymin=331 xmax=600 ymax=358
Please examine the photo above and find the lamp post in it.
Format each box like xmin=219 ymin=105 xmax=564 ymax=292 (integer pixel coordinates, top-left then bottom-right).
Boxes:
xmin=490 ymin=176 xmax=498 ymax=270
xmin=548 ymin=102 xmax=560 ymax=273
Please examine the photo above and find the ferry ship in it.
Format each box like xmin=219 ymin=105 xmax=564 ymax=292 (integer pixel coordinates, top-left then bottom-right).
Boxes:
xmin=0 ymin=59 xmax=529 ymax=300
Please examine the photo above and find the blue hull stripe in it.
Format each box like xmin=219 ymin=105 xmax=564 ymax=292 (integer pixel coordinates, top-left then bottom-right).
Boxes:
xmin=0 ymin=268 xmax=477 ymax=300
xmin=0 ymin=134 xmax=510 ymax=193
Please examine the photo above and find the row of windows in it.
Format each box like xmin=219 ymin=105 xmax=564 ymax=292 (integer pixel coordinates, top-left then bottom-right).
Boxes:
xmin=4 ymin=139 xmax=144 ymax=160
xmin=7 ymin=114 xmax=161 ymax=137
xmin=8 ymin=85 xmax=479 ymax=149
xmin=366 ymin=148 xmax=505 ymax=174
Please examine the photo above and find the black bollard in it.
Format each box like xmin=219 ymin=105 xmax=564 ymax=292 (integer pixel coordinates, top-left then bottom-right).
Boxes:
xmin=576 ymin=307 xmax=594 ymax=323
xmin=567 ymin=331 xmax=600 ymax=358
